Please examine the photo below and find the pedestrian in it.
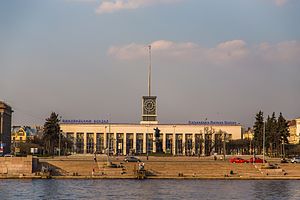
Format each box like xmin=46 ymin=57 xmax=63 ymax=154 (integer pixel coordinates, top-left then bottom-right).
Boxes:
xmin=94 ymin=154 xmax=97 ymax=162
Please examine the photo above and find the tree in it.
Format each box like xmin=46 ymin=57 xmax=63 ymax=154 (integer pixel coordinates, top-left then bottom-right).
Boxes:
xmin=43 ymin=112 xmax=60 ymax=155
xmin=253 ymin=111 xmax=264 ymax=154
xmin=277 ymin=112 xmax=290 ymax=156
xmin=265 ymin=112 xmax=278 ymax=156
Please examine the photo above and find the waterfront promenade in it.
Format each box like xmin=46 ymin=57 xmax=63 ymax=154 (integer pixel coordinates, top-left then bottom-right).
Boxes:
xmin=34 ymin=155 xmax=300 ymax=180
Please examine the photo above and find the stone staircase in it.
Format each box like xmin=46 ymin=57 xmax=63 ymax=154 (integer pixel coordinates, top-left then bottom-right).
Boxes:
xmin=38 ymin=156 xmax=265 ymax=178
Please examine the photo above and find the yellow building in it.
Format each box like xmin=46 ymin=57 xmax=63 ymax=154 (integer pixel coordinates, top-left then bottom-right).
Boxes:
xmin=60 ymin=122 xmax=241 ymax=156
xmin=243 ymin=128 xmax=254 ymax=140
xmin=288 ymin=118 xmax=300 ymax=144
xmin=11 ymin=127 xmax=29 ymax=143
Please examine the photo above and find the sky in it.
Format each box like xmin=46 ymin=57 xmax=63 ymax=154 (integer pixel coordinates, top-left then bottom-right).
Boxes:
xmin=1 ymin=0 xmax=300 ymax=128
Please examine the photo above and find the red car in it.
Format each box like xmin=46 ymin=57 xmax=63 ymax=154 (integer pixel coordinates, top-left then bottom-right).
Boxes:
xmin=249 ymin=157 xmax=266 ymax=163
xmin=229 ymin=157 xmax=249 ymax=163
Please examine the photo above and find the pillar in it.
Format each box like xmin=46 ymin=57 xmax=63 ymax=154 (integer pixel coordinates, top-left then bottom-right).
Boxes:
xmin=143 ymin=132 xmax=147 ymax=154
xmin=94 ymin=132 xmax=97 ymax=153
xmin=133 ymin=133 xmax=136 ymax=153
xmin=73 ymin=133 xmax=77 ymax=154
xmin=153 ymin=137 xmax=157 ymax=153
xmin=162 ymin=133 xmax=166 ymax=153
xmin=173 ymin=133 xmax=176 ymax=155
xmin=114 ymin=132 xmax=117 ymax=155
xmin=182 ymin=133 xmax=186 ymax=155
xmin=192 ymin=133 xmax=195 ymax=155
xmin=83 ymin=132 xmax=87 ymax=154
xmin=123 ymin=133 xmax=127 ymax=155
xmin=104 ymin=126 xmax=107 ymax=150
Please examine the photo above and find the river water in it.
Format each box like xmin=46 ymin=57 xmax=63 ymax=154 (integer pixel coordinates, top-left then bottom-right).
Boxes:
xmin=0 ymin=179 xmax=299 ymax=200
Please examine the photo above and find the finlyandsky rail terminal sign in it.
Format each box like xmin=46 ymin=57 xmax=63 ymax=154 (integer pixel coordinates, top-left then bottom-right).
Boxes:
xmin=188 ymin=121 xmax=238 ymax=125
xmin=61 ymin=119 xmax=109 ymax=124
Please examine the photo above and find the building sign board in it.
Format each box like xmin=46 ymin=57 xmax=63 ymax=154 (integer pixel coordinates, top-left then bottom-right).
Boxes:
xmin=188 ymin=121 xmax=238 ymax=125
xmin=61 ymin=119 xmax=109 ymax=124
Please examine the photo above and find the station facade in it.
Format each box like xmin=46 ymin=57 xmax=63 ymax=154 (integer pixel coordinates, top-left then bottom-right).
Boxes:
xmin=60 ymin=122 xmax=242 ymax=156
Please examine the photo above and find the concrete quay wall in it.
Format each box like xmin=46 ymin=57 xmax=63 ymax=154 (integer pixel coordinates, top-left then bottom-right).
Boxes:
xmin=0 ymin=155 xmax=37 ymax=175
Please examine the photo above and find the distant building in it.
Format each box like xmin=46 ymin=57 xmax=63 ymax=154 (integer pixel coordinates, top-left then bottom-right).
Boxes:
xmin=0 ymin=101 xmax=13 ymax=154
xmin=11 ymin=126 xmax=35 ymax=143
xmin=243 ymin=128 xmax=254 ymax=140
xmin=288 ymin=118 xmax=300 ymax=144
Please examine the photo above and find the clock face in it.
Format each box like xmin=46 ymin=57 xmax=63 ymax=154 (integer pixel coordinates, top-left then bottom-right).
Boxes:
xmin=144 ymin=99 xmax=156 ymax=112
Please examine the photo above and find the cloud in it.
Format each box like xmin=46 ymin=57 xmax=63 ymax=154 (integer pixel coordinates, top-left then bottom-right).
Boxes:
xmin=66 ymin=0 xmax=97 ymax=3
xmin=95 ymin=0 xmax=182 ymax=14
xmin=108 ymin=40 xmax=300 ymax=66
xmin=108 ymin=40 xmax=248 ymax=64
xmin=271 ymin=0 xmax=289 ymax=6
xmin=257 ymin=41 xmax=300 ymax=63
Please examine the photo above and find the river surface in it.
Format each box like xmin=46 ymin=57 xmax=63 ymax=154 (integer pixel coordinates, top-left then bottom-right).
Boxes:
xmin=0 ymin=179 xmax=299 ymax=200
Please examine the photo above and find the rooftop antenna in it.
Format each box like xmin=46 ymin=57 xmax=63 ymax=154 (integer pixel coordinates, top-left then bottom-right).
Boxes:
xmin=148 ymin=45 xmax=151 ymax=97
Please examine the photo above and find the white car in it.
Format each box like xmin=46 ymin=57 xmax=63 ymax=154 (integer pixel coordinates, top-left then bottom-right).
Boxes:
xmin=4 ymin=154 xmax=14 ymax=157
xmin=291 ymin=157 xmax=300 ymax=163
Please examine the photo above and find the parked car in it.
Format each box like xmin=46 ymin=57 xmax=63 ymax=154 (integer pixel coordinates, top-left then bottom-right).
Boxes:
xmin=249 ymin=157 xmax=266 ymax=163
xmin=291 ymin=157 xmax=300 ymax=163
xmin=229 ymin=157 xmax=249 ymax=163
xmin=124 ymin=156 xmax=141 ymax=162
xmin=280 ymin=158 xmax=289 ymax=163
xmin=3 ymin=154 xmax=14 ymax=157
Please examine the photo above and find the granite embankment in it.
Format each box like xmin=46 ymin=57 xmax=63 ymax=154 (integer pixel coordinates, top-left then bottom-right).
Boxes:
xmin=2 ymin=155 xmax=300 ymax=179
xmin=38 ymin=155 xmax=300 ymax=179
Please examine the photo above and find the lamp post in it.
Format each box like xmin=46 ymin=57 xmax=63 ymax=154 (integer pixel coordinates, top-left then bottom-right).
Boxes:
xmin=263 ymin=121 xmax=265 ymax=164
xmin=223 ymin=131 xmax=226 ymax=161
xmin=146 ymin=124 xmax=149 ymax=158
xmin=59 ymin=116 xmax=62 ymax=157
xmin=173 ymin=125 xmax=176 ymax=155
xmin=0 ymin=112 xmax=3 ymax=155
xmin=59 ymin=131 xmax=61 ymax=156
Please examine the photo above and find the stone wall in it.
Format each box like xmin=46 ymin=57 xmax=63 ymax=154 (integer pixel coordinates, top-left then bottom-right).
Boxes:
xmin=0 ymin=155 xmax=36 ymax=175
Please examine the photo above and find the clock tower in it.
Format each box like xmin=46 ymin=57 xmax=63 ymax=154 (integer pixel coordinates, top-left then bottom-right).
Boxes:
xmin=141 ymin=96 xmax=158 ymax=124
xmin=140 ymin=45 xmax=158 ymax=124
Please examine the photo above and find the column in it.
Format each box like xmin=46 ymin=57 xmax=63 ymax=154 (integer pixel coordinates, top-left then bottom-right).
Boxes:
xmin=143 ymin=132 xmax=147 ymax=154
xmin=104 ymin=126 xmax=107 ymax=150
xmin=162 ymin=133 xmax=166 ymax=153
xmin=192 ymin=133 xmax=196 ymax=155
xmin=94 ymin=132 xmax=97 ymax=153
xmin=114 ymin=132 xmax=117 ymax=155
xmin=73 ymin=133 xmax=77 ymax=154
xmin=133 ymin=133 xmax=136 ymax=153
xmin=202 ymin=133 xmax=205 ymax=156
xmin=173 ymin=133 xmax=176 ymax=155
xmin=153 ymin=136 xmax=157 ymax=153
xmin=123 ymin=133 xmax=127 ymax=155
xmin=182 ymin=134 xmax=186 ymax=155
xmin=83 ymin=132 xmax=87 ymax=154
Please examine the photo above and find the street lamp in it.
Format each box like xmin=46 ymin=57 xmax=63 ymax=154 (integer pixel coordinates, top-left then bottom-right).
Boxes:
xmin=223 ymin=131 xmax=226 ymax=161
xmin=173 ymin=125 xmax=176 ymax=155
xmin=59 ymin=116 xmax=62 ymax=156
xmin=59 ymin=130 xmax=61 ymax=156
xmin=263 ymin=121 xmax=266 ymax=164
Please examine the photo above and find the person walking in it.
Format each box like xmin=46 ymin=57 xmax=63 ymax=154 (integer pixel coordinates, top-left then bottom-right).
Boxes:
xmin=94 ymin=152 xmax=97 ymax=162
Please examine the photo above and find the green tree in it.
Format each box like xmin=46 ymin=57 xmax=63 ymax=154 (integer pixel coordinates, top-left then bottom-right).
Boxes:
xmin=277 ymin=112 xmax=290 ymax=156
xmin=43 ymin=112 xmax=60 ymax=155
xmin=253 ymin=111 xmax=264 ymax=154
xmin=265 ymin=112 xmax=278 ymax=156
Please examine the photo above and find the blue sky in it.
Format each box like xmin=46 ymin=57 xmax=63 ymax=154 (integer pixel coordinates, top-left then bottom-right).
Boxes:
xmin=1 ymin=0 xmax=300 ymax=127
